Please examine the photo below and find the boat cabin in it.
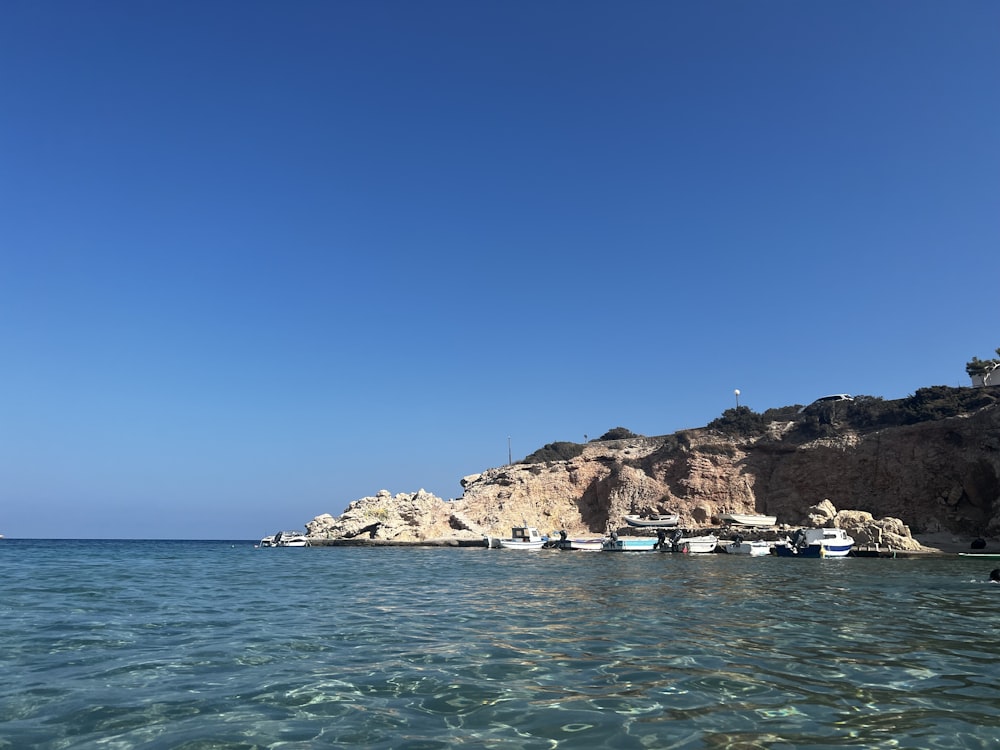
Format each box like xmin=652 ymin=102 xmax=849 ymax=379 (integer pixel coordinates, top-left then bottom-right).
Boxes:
xmin=510 ymin=527 xmax=543 ymax=542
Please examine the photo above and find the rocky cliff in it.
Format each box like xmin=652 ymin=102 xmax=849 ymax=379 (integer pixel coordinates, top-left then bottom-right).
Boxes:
xmin=304 ymin=387 xmax=1000 ymax=550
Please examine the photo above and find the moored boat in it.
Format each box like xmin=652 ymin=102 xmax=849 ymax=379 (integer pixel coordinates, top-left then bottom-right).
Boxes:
xmin=724 ymin=539 xmax=772 ymax=556
xmin=775 ymin=528 xmax=854 ymax=558
xmin=275 ymin=531 xmax=310 ymax=547
xmin=258 ymin=531 xmax=310 ymax=547
xmin=498 ymin=526 xmax=547 ymax=550
xmin=554 ymin=532 xmax=606 ymax=551
xmin=719 ymin=513 xmax=778 ymax=527
xmin=558 ymin=538 xmax=605 ymax=551
xmin=624 ymin=513 xmax=680 ymax=528
xmin=602 ymin=535 xmax=658 ymax=552
xmin=669 ymin=534 xmax=719 ymax=554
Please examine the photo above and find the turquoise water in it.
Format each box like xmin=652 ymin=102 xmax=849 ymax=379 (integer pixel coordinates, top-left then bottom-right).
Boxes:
xmin=2 ymin=540 xmax=999 ymax=749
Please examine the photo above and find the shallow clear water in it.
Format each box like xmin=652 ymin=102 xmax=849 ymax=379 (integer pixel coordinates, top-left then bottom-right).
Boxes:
xmin=1 ymin=540 xmax=999 ymax=749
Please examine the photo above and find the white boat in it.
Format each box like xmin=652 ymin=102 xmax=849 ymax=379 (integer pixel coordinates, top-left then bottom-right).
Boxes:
xmin=624 ymin=513 xmax=680 ymax=528
xmin=554 ymin=532 xmax=606 ymax=551
xmin=260 ymin=531 xmax=310 ymax=547
xmin=724 ymin=539 xmax=772 ymax=556
xmin=719 ymin=513 xmax=778 ymax=527
xmin=602 ymin=535 xmax=658 ymax=552
xmin=668 ymin=534 xmax=719 ymax=554
xmin=558 ymin=538 xmax=605 ymax=551
xmin=498 ymin=526 xmax=547 ymax=550
xmin=775 ymin=528 xmax=854 ymax=558
xmin=277 ymin=535 xmax=310 ymax=547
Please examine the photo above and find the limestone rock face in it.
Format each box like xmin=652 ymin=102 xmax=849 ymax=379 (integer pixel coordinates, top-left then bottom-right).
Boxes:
xmin=303 ymin=399 xmax=1000 ymax=544
xmin=305 ymin=489 xmax=481 ymax=542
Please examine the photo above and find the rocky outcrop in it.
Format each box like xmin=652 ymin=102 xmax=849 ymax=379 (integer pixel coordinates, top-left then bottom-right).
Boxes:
xmin=798 ymin=500 xmax=923 ymax=551
xmin=302 ymin=395 xmax=1000 ymax=547
xmin=305 ymin=489 xmax=486 ymax=541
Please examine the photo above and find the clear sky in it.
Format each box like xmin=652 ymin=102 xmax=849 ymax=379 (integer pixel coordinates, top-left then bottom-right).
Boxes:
xmin=2 ymin=1 xmax=998 ymax=539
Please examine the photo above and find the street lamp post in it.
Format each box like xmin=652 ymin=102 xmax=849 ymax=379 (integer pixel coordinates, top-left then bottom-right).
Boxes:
xmin=507 ymin=436 xmax=512 ymax=465
xmin=734 ymin=389 xmax=741 ymax=409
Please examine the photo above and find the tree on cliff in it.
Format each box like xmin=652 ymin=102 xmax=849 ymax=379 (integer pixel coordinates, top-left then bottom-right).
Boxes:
xmin=966 ymin=348 xmax=1000 ymax=386
xmin=598 ymin=427 xmax=640 ymax=441
xmin=708 ymin=406 xmax=766 ymax=437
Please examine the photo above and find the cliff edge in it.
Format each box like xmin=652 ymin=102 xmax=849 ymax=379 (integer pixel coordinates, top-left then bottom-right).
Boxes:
xmin=304 ymin=386 xmax=1000 ymax=550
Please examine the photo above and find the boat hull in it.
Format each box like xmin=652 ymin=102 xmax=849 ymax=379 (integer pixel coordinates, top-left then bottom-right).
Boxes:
xmin=557 ymin=539 xmax=605 ymax=551
xmin=603 ymin=538 xmax=658 ymax=552
xmin=724 ymin=541 xmax=771 ymax=556
xmin=624 ymin=514 xmax=680 ymax=528
xmin=498 ymin=540 xmax=546 ymax=550
xmin=670 ymin=535 xmax=719 ymax=554
xmin=720 ymin=513 xmax=777 ymax=526
xmin=774 ymin=543 xmax=852 ymax=558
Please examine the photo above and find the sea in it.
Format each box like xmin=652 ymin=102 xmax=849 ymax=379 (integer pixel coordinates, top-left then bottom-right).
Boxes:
xmin=2 ymin=540 xmax=999 ymax=749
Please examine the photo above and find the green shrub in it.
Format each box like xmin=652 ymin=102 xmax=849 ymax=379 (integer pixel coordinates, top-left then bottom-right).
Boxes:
xmin=598 ymin=427 xmax=641 ymax=441
xmin=522 ymin=442 xmax=585 ymax=464
xmin=707 ymin=406 xmax=766 ymax=438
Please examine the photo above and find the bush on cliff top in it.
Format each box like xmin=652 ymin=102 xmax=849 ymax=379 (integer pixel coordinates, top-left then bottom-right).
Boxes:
xmin=521 ymin=386 xmax=997 ymax=461
xmin=522 ymin=441 xmax=585 ymax=464
xmin=707 ymin=406 xmax=767 ymax=438
xmin=598 ymin=427 xmax=640 ymax=441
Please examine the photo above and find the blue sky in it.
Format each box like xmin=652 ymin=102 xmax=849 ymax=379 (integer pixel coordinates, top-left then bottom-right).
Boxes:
xmin=2 ymin=1 xmax=998 ymax=539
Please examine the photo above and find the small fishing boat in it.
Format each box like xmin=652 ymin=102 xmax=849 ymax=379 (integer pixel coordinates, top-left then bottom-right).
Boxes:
xmin=553 ymin=531 xmax=606 ymax=551
xmin=624 ymin=513 xmax=680 ymax=528
xmin=775 ymin=528 xmax=854 ymax=558
xmin=602 ymin=535 xmax=658 ymax=552
xmin=559 ymin=538 xmax=606 ymax=551
xmin=670 ymin=534 xmax=719 ymax=554
xmin=724 ymin=539 xmax=772 ymax=556
xmin=719 ymin=513 xmax=778 ymax=527
xmin=498 ymin=526 xmax=547 ymax=550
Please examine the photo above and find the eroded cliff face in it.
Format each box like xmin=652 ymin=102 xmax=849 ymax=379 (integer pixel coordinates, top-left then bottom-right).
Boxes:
xmin=305 ymin=402 xmax=1000 ymax=544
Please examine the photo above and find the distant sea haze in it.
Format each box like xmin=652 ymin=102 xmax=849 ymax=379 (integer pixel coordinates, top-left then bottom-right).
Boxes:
xmin=2 ymin=539 xmax=999 ymax=747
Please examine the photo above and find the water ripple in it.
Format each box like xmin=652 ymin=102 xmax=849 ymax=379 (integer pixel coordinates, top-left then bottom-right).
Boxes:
xmin=2 ymin=542 xmax=1000 ymax=748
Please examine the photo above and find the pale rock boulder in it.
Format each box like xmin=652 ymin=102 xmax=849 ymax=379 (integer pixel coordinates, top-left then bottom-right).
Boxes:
xmin=305 ymin=489 xmax=484 ymax=542
xmin=804 ymin=499 xmax=838 ymax=527
xmin=834 ymin=510 xmax=923 ymax=552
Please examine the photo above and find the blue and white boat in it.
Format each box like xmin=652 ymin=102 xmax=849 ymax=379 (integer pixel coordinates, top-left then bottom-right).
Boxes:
xmin=775 ymin=528 xmax=854 ymax=558
xmin=602 ymin=536 xmax=658 ymax=552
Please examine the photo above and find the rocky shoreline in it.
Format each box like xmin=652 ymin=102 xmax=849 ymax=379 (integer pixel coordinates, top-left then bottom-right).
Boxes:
xmin=286 ymin=392 xmax=1000 ymax=552
xmin=300 ymin=494 xmax=971 ymax=555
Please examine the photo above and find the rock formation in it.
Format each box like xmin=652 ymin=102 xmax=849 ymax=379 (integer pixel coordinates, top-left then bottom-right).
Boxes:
xmin=302 ymin=387 xmax=1000 ymax=549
